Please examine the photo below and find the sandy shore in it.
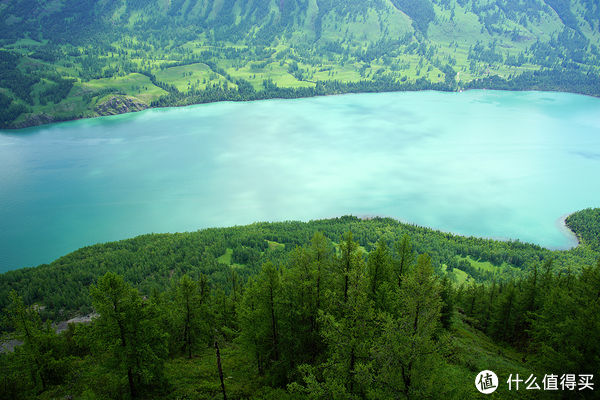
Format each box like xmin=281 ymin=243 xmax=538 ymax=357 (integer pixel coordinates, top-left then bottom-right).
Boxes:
xmin=556 ymin=212 xmax=580 ymax=249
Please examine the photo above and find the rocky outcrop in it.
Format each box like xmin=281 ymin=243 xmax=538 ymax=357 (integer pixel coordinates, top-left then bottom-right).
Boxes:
xmin=1 ymin=312 xmax=100 ymax=354
xmin=95 ymin=95 xmax=148 ymax=116
xmin=55 ymin=313 xmax=99 ymax=333
xmin=13 ymin=113 xmax=56 ymax=129
xmin=0 ymin=339 xmax=22 ymax=353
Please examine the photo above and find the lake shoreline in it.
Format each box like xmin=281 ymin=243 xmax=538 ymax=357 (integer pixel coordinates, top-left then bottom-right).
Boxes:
xmin=360 ymin=213 xmax=582 ymax=252
xmin=558 ymin=212 xmax=581 ymax=249
xmin=4 ymin=86 xmax=600 ymax=131
xmin=3 ymin=212 xmax=584 ymax=274
xmin=1 ymin=205 xmax=596 ymax=275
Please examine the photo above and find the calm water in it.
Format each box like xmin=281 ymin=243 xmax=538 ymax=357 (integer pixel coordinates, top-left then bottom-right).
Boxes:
xmin=1 ymin=90 xmax=599 ymax=272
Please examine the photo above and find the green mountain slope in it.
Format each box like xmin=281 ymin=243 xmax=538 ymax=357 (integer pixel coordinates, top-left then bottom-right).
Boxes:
xmin=0 ymin=0 xmax=599 ymax=128
xmin=1 ymin=210 xmax=598 ymax=399
xmin=1 ymin=211 xmax=598 ymax=324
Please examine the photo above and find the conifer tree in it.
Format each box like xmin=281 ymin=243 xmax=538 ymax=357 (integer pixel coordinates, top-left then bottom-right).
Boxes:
xmin=372 ymin=254 xmax=443 ymax=399
xmin=439 ymin=275 xmax=455 ymax=330
xmin=5 ymin=291 xmax=68 ymax=394
xmin=367 ymin=238 xmax=393 ymax=311
xmin=319 ymin=256 xmax=375 ymax=399
xmin=308 ymin=232 xmax=335 ymax=312
xmin=90 ymin=272 xmax=168 ymax=399
xmin=279 ymin=237 xmax=333 ymax=368
xmin=338 ymin=231 xmax=361 ymax=304
xmin=530 ymin=260 xmax=600 ymax=373
xmin=481 ymin=279 xmax=497 ymax=333
xmin=393 ymin=234 xmax=415 ymax=287
xmin=238 ymin=262 xmax=282 ymax=380
xmin=175 ymin=274 xmax=210 ymax=359
xmin=489 ymin=283 xmax=518 ymax=343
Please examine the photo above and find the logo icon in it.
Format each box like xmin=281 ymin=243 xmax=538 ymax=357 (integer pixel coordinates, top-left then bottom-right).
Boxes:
xmin=476 ymin=370 xmax=499 ymax=394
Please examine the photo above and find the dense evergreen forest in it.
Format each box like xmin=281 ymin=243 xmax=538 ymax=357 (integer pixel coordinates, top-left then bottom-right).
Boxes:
xmin=1 ymin=0 xmax=599 ymax=128
xmin=1 ymin=210 xmax=599 ymax=399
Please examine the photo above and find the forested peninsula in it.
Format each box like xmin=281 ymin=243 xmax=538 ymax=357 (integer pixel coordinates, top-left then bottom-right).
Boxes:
xmin=1 ymin=0 xmax=600 ymax=128
xmin=1 ymin=209 xmax=599 ymax=399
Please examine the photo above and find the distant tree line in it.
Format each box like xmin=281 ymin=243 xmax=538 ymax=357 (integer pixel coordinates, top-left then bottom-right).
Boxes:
xmin=465 ymin=68 xmax=600 ymax=97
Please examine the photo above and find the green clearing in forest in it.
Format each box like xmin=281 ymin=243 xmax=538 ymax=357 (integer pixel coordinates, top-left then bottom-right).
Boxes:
xmin=155 ymin=63 xmax=229 ymax=92
xmin=82 ymin=73 xmax=167 ymax=103
xmin=217 ymin=248 xmax=233 ymax=265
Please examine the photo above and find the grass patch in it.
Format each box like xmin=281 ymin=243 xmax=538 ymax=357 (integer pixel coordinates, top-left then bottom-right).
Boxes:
xmin=82 ymin=73 xmax=167 ymax=103
xmin=459 ymin=255 xmax=503 ymax=273
xmin=217 ymin=248 xmax=233 ymax=265
xmin=266 ymin=240 xmax=285 ymax=250
xmin=448 ymin=315 xmax=539 ymax=399
xmin=155 ymin=63 xmax=229 ymax=92
xmin=164 ymin=343 xmax=270 ymax=400
xmin=442 ymin=263 xmax=470 ymax=285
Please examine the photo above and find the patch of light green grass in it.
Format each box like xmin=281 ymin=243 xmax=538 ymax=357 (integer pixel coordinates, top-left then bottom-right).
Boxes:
xmin=266 ymin=240 xmax=285 ymax=251
xmin=458 ymin=255 xmax=521 ymax=277
xmin=82 ymin=73 xmax=167 ymax=103
xmin=312 ymin=63 xmax=363 ymax=82
xmin=443 ymin=264 xmax=469 ymax=285
xmin=217 ymin=248 xmax=233 ymax=265
xmin=164 ymin=343 xmax=270 ymax=400
xmin=155 ymin=62 xmax=229 ymax=92
xmin=227 ymin=61 xmax=315 ymax=89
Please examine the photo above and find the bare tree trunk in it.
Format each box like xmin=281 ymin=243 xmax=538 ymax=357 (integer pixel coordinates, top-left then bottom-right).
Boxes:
xmin=343 ymin=274 xmax=349 ymax=303
xmin=185 ymin=297 xmax=192 ymax=359
xmin=127 ymin=368 xmax=136 ymax=399
xmin=269 ymin=285 xmax=279 ymax=361
xmin=114 ymin=304 xmax=136 ymax=399
xmin=348 ymin=346 xmax=356 ymax=393
xmin=215 ymin=340 xmax=227 ymax=400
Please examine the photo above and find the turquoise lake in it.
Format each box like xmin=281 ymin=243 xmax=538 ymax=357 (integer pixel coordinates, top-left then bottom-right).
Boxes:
xmin=1 ymin=90 xmax=599 ymax=272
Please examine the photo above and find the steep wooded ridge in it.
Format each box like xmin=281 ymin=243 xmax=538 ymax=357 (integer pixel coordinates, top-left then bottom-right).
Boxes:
xmin=0 ymin=0 xmax=599 ymax=128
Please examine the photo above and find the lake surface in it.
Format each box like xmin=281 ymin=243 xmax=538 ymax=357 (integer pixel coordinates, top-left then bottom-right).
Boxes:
xmin=1 ymin=90 xmax=599 ymax=272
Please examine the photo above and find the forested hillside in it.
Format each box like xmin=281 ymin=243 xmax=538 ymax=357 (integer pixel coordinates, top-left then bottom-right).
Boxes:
xmin=566 ymin=208 xmax=600 ymax=251
xmin=0 ymin=0 xmax=599 ymax=128
xmin=1 ymin=213 xmax=598 ymax=325
xmin=1 ymin=210 xmax=599 ymax=399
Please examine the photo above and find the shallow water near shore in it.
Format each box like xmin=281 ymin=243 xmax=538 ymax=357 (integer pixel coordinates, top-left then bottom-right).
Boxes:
xmin=1 ymin=90 xmax=599 ymax=272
